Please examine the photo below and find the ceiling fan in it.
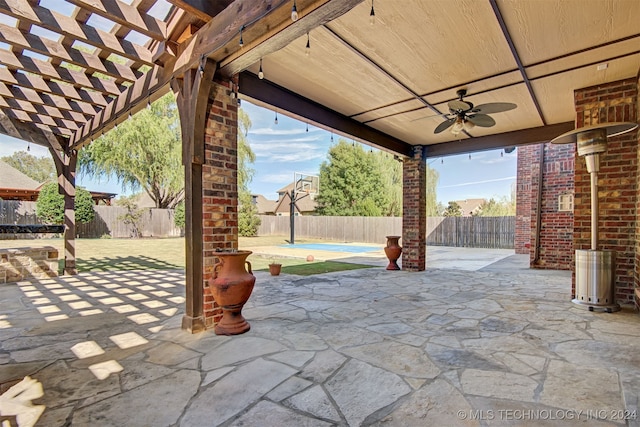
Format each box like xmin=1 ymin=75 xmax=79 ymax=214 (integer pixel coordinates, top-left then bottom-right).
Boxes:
xmin=433 ymin=89 xmax=517 ymax=135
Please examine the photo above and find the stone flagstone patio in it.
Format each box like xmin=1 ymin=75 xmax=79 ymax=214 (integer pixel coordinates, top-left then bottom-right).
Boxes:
xmin=1 ymin=256 xmax=639 ymax=426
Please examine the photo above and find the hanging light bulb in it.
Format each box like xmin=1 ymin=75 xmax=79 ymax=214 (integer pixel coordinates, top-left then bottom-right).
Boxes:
xmin=258 ymin=58 xmax=264 ymax=79
xmin=146 ymin=98 xmax=151 ymax=110
xmin=128 ymin=111 xmax=132 ymax=121
xmin=27 ymin=141 xmax=30 ymax=152
xmin=450 ymin=117 xmax=464 ymax=136
xmin=305 ymin=32 xmax=311 ymax=57
xmin=469 ymin=153 xmax=472 ymax=160
xmin=369 ymin=0 xmax=375 ymax=25
xmin=330 ymin=132 xmax=334 ymax=142
xmin=274 ymin=111 xmax=278 ymax=125
xmin=306 ymin=123 xmax=309 ymax=132
xmin=239 ymin=26 xmax=244 ymax=48
xmin=441 ymin=158 xmax=444 ymax=164
xmin=291 ymin=0 xmax=299 ymax=21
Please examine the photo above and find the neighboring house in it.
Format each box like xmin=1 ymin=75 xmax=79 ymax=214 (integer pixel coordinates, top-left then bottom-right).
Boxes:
xmin=251 ymin=194 xmax=277 ymax=215
xmin=453 ymin=198 xmax=486 ymax=217
xmin=272 ymin=182 xmax=318 ymax=216
xmin=0 ymin=160 xmax=116 ymax=205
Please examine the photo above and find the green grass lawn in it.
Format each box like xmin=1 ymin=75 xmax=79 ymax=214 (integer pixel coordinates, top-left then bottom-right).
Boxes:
xmin=0 ymin=236 xmax=374 ymax=275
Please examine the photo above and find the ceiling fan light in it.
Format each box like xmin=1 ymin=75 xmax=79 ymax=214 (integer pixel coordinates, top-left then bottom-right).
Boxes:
xmin=451 ymin=119 xmax=464 ymax=135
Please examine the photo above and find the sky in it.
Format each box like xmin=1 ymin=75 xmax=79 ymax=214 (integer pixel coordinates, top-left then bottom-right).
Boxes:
xmin=0 ymin=100 xmax=517 ymax=204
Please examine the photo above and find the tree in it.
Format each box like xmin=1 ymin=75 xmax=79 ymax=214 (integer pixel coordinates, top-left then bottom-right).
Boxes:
xmin=425 ymin=166 xmax=440 ymax=217
xmin=315 ymin=141 xmax=390 ymax=216
xmin=78 ymin=93 xmax=184 ymax=209
xmin=36 ymin=182 xmax=95 ymax=224
xmin=116 ymin=195 xmax=146 ymax=238
xmin=443 ymin=201 xmax=462 ymax=217
xmin=237 ymin=108 xmax=260 ymax=236
xmin=174 ymin=200 xmax=185 ymax=228
xmin=374 ymin=151 xmax=402 ymax=216
xmin=1 ymin=151 xmax=56 ymax=183
xmin=478 ymin=195 xmax=516 ymax=216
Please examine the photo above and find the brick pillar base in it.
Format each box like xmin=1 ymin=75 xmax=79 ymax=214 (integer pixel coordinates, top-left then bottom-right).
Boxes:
xmin=202 ymin=79 xmax=239 ymax=328
xmin=402 ymin=146 xmax=426 ymax=271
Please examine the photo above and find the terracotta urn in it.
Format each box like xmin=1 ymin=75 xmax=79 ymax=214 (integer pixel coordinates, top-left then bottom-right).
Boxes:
xmin=209 ymin=250 xmax=255 ymax=335
xmin=384 ymin=236 xmax=402 ymax=270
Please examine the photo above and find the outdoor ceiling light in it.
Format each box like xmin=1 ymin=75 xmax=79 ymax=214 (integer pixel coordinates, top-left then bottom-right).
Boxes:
xmin=258 ymin=58 xmax=264 ymax=79
xmin=450 ymin=118 xmax=464 ymax=135
xmin=291 ymin=1 xmax=299 ymax=21
xmin=370 ymin=0 xmax=375 ymax=25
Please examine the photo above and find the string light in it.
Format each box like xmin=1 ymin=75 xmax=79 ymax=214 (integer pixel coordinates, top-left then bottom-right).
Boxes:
xmin=369 ymin=0 xmax=375 ymax=25
xmin=239 ymin=26 xmax=244 ymax=48
xmin=469 ymin=153 xmax=471 ymax=160
xmin=441 ymin=158 xmax=443 ymax=164
xmin=306 ymin=122 xmax=309 ymax=132
xmin=291 ymin=0 xmax=299 ymax=21
xmin=128 ymin=111 xmax=132 ymax=120
xmin=146 ymin=98 xmax=151 ymax=109
xmin=330 ymin=132 xmax=334 ymax=142
xmin=305 ymin=32 xmax=311 ymax=57
xmin=258 ymin=58 xmax=264 ymax=79
xmin=274 ymin=111 xmax=278 ymax=125
xmin=27 ymin=141 xmax=30 ymax=152
xmin=501 ymin=150 xmax=504 ymax=157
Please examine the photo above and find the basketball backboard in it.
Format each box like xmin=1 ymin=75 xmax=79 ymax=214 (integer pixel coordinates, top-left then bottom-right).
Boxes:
xmin=293 ymin=172 xmax=319 ymax=197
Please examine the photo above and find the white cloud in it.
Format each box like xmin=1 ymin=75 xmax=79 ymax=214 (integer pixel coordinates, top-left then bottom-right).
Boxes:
xmin=439 ymin=176 xmax=516 ymax=189
xmin=260 ymin=173 xmax=294 ymax=184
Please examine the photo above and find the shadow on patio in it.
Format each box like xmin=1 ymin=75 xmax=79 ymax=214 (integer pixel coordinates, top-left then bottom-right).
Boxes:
xmin=1 ymin=259 xmax=639 ymax=426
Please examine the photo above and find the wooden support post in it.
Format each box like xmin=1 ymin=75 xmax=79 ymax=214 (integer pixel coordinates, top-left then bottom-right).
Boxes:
xmin=49 ymin=147 xmax=78 ymax=275
xmin=172 ymin=58 xmax=216 ymax=333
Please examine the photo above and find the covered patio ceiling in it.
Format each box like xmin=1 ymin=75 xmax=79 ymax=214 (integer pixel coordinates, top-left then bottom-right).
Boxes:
xmin=0 ymin=0 xmax=637 ymax=159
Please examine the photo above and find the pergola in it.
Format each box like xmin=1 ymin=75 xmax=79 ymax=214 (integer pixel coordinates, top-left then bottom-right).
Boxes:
xmin=0 ymin=0 xmax=638 ymax=331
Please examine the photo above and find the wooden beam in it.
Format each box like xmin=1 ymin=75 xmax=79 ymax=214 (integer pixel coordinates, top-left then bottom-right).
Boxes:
xmin=0 ymin=23 xmax=140 ymax=84
xmin=218 ymin=0 xmax=363 ymax=77
xmin=0 ymin=49 xmax=125 ymax=96
xmin=165 ymin=0 xmax=234 ymax=21
xmin=424 ymin=122 xmax=576 ymax=158
xmin=239 ymin=71 xmax=413 ymax=157
xmin=0 ymin=0 xmax=155 ymax=66
xmin=65 ymin=0 xmax=167 ymax=41
xmin=0 ymin=111 xmax=65 ymax=151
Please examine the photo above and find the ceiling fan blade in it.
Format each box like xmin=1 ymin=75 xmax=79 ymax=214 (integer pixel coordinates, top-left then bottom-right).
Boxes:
xmin=434 ymin=118 xmax=457 ymax=133
xmin=448 ymin=100 xmax=472 ymax=111
xmin=410 ymin=112 xmax=449 ymax=122
xmin=467 ymin=114 xmax=496 ymax=127
xmin=473 ymin=102 xmax=517 ymax=114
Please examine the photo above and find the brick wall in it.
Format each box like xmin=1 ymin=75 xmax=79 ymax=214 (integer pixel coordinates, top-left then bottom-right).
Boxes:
xmin=515 ymin=145 xmax=534 ymax=254
xmin=573 ymin=78 xmax=638 ymax=305
xmin=202 ymin=79 xmax=239 ymax=327
xmin=515 ymin=143 xmax=575 ymax=269
xmin=402 ymin=145 xmax=426 ymax=271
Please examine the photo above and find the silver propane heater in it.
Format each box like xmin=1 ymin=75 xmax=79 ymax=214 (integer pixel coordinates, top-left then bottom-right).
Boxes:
xmin=551 ymin=122 xmax=638 ymax=312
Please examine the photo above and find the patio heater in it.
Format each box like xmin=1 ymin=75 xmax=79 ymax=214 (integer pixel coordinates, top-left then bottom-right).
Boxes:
xmin=551 ymin=122 xmax=638 ymax=312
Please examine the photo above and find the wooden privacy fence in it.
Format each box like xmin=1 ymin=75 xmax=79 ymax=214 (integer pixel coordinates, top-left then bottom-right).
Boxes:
xmin=258 ymin=215 xmax=515 ymax=249
xmin=0 ymin=200 xmax=181 ymax=239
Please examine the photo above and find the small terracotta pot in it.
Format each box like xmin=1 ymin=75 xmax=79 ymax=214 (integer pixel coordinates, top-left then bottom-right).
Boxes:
xmin=269 ymin=263 xmax=282 ymax=276
xmin=384 ymin=236 xmax=402 ymax=270
xmin=209 ymin=250 xmax=255 ymax=335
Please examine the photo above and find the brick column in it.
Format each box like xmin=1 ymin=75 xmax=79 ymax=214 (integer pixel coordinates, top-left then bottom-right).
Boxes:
xmin=515 ymin=145 xmax=534 ymax=254
xmin=573 ymin=78 xmax=638 ymax=304
xmin=202 ymin=79 xmax=239 ymax=328
xmin=402 ymin=145 xmax=426 ymax=271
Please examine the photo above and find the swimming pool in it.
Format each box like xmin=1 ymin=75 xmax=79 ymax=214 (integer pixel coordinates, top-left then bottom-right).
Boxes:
xmin=280 ymin=243 xmax=380 ymax=253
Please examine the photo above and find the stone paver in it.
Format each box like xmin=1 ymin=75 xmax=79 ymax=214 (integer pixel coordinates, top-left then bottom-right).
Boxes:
xmin=1 ymin=251 xmax=640 ymax=426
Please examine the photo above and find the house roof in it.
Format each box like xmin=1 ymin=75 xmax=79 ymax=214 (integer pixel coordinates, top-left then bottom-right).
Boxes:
xmin=252 ymin=194 xmax=277 ymax=215
xmin=0 ymin=160 xmax=41 ymax=190
xmin=454 ymin=199 xmax=487 ymax=217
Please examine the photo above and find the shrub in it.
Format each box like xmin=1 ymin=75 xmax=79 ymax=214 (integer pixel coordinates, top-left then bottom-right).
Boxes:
xmin=36 ymin=182 xmax=95 ymax=224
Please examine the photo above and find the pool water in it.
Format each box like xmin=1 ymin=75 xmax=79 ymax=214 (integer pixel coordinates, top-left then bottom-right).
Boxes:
xmin=280 ymin=243 xmax=380 ymax=253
